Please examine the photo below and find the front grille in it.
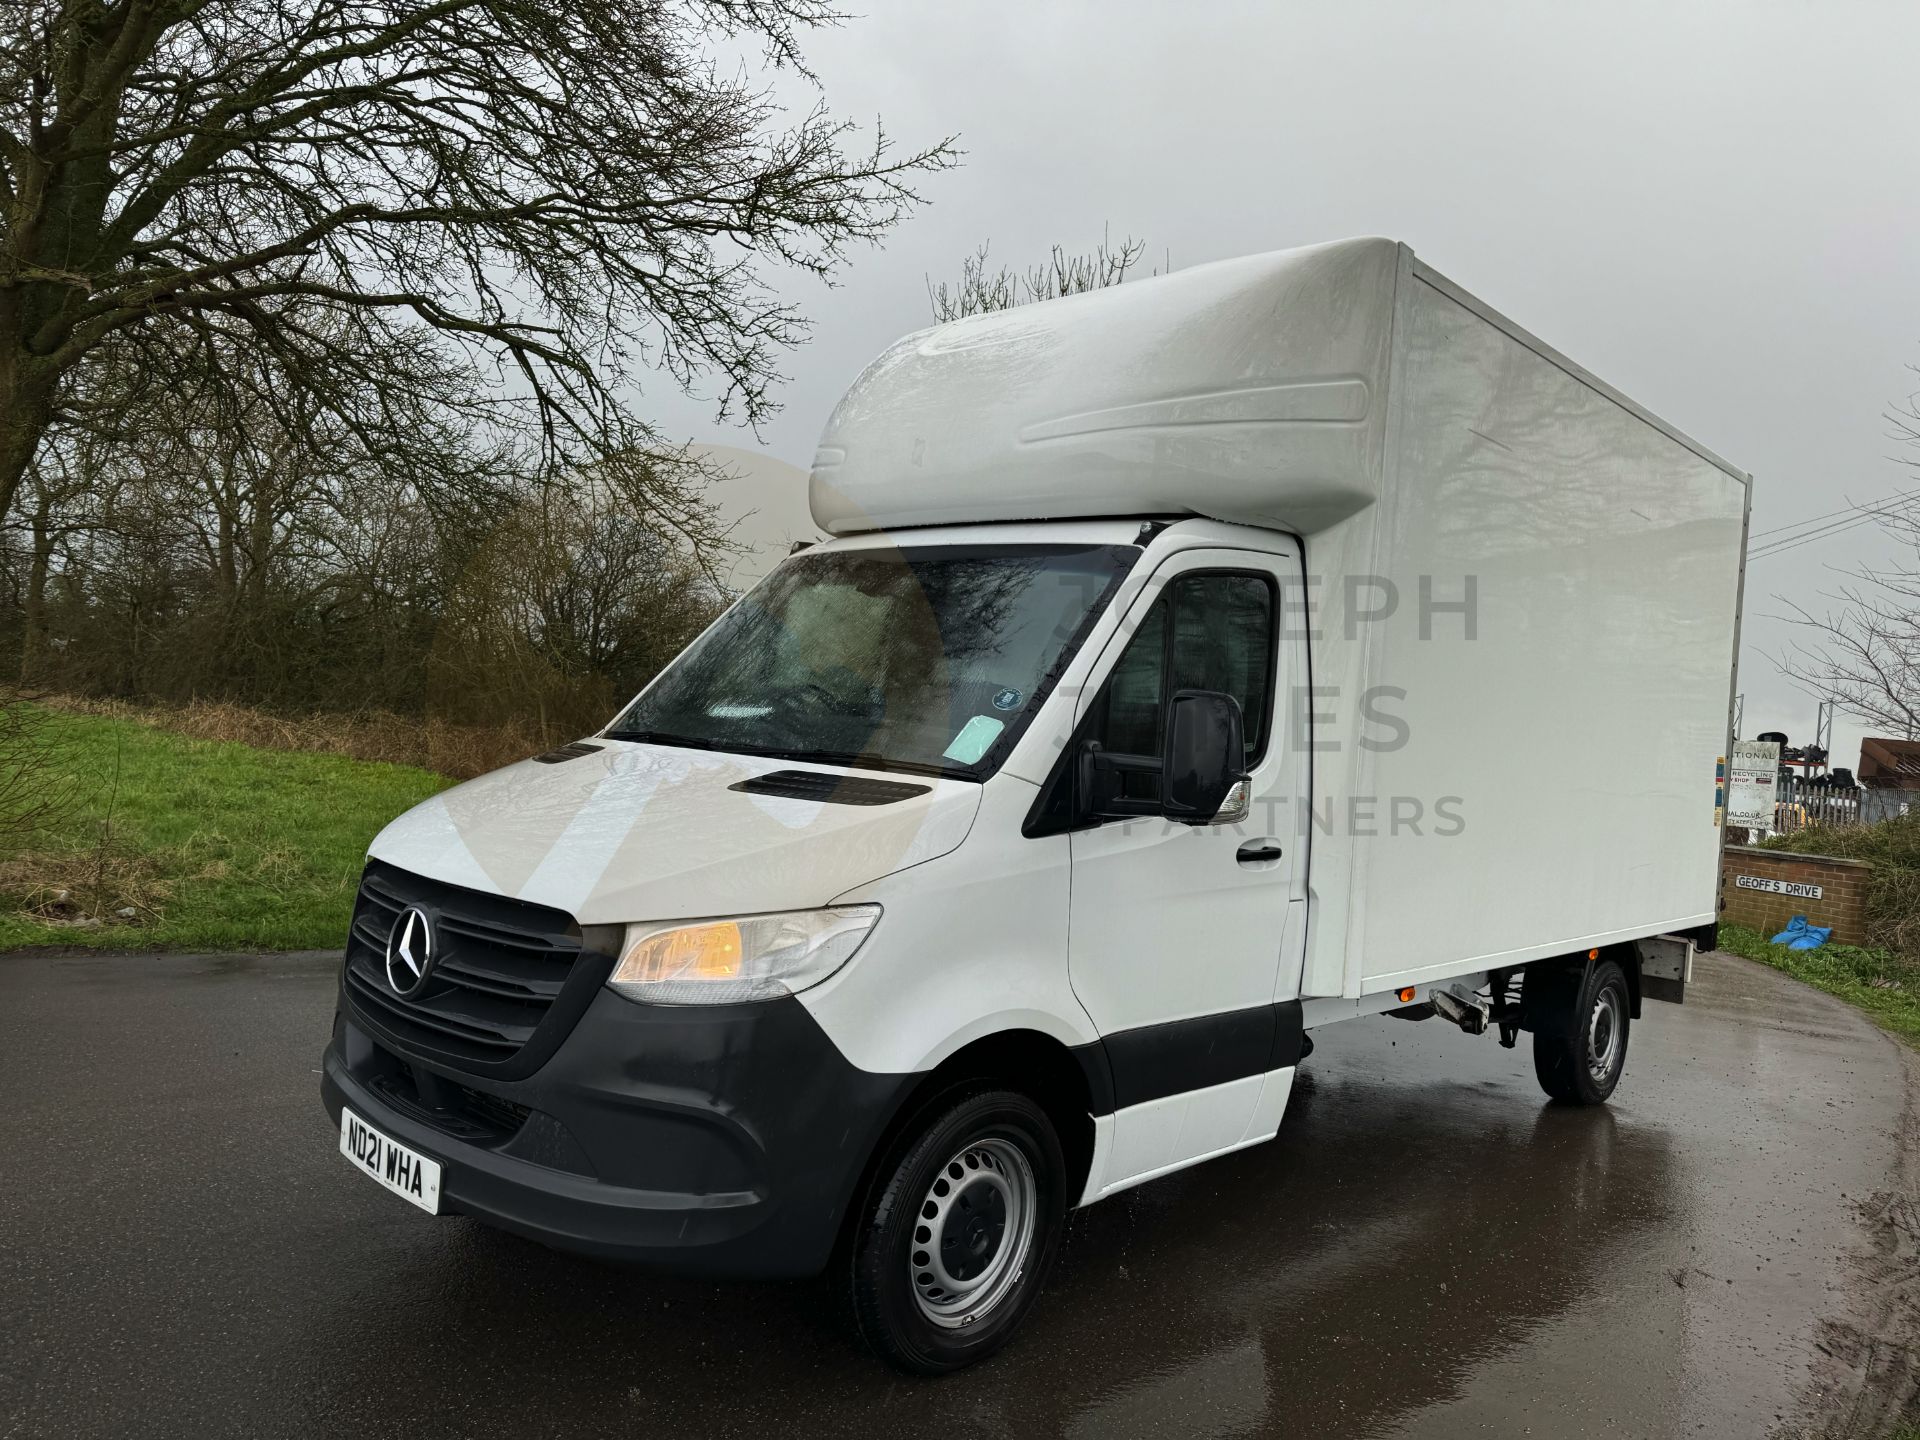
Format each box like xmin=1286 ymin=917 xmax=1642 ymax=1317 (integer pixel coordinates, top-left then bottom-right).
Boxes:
xmin=343 ymin=860 xmax=592 ymax=1072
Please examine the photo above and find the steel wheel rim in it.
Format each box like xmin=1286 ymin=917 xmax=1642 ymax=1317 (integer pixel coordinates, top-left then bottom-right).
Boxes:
xmin=1587 ymin=984 xmax=1623 ymax=1082
xmin=908 ymin=1136 xmax=1036 ymax=1329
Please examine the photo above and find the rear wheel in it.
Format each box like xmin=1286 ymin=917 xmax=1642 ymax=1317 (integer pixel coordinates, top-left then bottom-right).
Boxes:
xmin=846 ymin=1088 xmax=1066 ymax=1374
xmin=1530 ymin=958 xmax=1630 ymax=1105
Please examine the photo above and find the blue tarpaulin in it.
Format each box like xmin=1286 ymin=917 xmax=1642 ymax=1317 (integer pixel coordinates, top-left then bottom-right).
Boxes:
xmin=1770 ymin=915 xmax=1832 ymax=950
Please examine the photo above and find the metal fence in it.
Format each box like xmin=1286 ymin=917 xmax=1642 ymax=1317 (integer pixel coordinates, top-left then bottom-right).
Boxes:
xmin=1771 ymin=776 xmax=1862 ymax=834
xmin=1863 ymin=787 xmax=1917 ymax=826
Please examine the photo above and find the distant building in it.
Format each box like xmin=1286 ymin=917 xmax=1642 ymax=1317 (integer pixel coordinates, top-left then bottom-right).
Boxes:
xmin=1857 ymin=736 xmax=1920 ymax=822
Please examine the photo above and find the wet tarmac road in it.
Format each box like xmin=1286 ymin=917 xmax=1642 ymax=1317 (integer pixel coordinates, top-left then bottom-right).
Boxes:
xmin=3 ymin=949 xmax=1914 ymax=1439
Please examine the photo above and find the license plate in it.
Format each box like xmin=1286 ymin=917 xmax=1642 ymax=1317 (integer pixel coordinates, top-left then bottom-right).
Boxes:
xmin=339 ymin=1108 xmax=442 ymax=1214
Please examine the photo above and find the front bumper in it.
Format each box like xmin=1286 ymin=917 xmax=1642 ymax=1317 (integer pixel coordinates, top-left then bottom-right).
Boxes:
xmin=320 ymin=985 xmax=913 ymax=1278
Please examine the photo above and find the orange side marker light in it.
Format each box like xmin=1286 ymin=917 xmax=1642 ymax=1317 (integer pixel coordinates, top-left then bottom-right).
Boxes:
xmin=1397 ymin=986 xmax=1416 ymax=1003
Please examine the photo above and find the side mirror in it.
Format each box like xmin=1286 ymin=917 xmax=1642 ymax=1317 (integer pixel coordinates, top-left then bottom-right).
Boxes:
xmin=1162 ymin=689 xmax=1250 ymax=825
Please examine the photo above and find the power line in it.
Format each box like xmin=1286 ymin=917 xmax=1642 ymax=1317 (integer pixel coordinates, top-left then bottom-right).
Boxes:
xmin=1748 ymin=501 xmax=1920 ymax=562
xmin=1751 ymin=496 xmax=1888 ymax=540
xmin=1750 ymin=510 xmax=1883 ymax=561
xmin=1749 ymin=511 xmax=1884 ymax=561
xmin=1746 ymin=488 xmax=1920 ymax=562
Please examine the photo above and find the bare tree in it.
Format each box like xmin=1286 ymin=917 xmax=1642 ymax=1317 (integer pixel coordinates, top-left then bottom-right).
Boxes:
xmin=14 ymin=432 xmax=112 ymax=682
xmin=430 ymin=468 xmax=724 ymax=741
xmin=1777 ymin=384 xmax=1920 ymax=736
xmin=928 ymin=229 xmax=1151 ymax=323
xmin=0 ymin=0 xmax=955 ymax=522
xmin=4 ymin=338 xmax=739 ymax=714
xmin=1779 ymin=570 xmax=1920 ymax=737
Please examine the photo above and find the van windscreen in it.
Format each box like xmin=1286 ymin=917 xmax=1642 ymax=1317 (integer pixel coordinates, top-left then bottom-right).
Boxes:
xmin=606 ymin=542 xmax=1137 ymax=778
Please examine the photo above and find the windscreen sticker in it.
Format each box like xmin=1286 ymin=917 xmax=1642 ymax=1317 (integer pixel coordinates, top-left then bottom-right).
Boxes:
xmin=943 ymin=715 xmax=1006 ymax=764
xmin=991 ymin=687 xmax=1023 ymax=711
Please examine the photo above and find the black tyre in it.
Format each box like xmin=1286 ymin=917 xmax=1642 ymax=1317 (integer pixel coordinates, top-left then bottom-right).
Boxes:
xmin=1530 ymin=958 xmax=1630 ymax=1106
xmin=846 ymin=1088 xmax=1067 ymax=1374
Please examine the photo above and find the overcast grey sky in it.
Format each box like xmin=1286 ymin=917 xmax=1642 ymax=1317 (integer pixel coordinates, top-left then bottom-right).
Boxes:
xmin=648 ymin=0 xmax=1920 ymax=772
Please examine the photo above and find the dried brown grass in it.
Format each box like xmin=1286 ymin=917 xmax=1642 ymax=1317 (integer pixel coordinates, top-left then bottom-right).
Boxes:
xmin=0 ymin=849 xmax=176 ymax=927
xmin=0 ymin=835 xmax=316 ymax=930
xmin=39 ymin=694 xmax=550 ymax=780
xmin=1869 ymin=866 xmax=1920 ymax=965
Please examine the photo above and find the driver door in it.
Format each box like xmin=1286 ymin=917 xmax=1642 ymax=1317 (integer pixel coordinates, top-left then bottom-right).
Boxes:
xmin=1067 ymin=547 xmax=1306 ymax=1197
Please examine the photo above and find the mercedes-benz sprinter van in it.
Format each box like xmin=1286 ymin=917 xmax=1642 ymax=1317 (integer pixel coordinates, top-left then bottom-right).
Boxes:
xmin=322 ymin=238 xmax=1747 ymax=1372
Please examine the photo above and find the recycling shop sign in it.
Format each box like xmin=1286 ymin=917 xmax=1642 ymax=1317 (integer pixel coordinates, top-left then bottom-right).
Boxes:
xmin=1726 ymin=739 xmax=1781 ymax=831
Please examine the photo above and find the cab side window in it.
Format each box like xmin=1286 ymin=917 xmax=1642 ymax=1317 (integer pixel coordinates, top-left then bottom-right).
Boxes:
xmin=1085 ymin=572 xmax=1276 ymax=771
xmin=1171 ymin=574 xmax=1274 ymax=759
xmin=1094 ymin=596 xmax=1167 ymax=759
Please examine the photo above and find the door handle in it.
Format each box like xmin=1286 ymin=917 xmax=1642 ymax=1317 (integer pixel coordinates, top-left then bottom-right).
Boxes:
xmin=1236 ymin=842 xmax=1284 ymax=866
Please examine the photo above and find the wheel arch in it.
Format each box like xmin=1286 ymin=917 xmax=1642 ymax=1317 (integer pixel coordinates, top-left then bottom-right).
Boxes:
xmin=836 ymin=1027 xmax=1103 ymax=1256
xmin=1521 ymin=942 xmax=1642 ymax=1019
xmin=1617 ymin=942 xmax=1644 ymax=1019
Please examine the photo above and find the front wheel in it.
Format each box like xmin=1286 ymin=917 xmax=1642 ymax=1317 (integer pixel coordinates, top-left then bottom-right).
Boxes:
xmin=846 ymin=1088 xmax=1067 ymax=1374
xmin=1531 ymin=958 xmax=1631 ymax=1105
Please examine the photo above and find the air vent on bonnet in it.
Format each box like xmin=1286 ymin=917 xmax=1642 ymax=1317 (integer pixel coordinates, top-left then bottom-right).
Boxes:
xmin=729 ymin=770 xmax=931 ymax=806
xmin=533 ymin=741 xmax=605 ymax=764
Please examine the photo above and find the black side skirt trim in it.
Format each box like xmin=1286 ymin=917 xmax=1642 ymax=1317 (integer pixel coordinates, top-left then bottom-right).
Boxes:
xmin=1070 ymin=1040 xmax=1116 ymax=1118
xmin=1273 ymin=1000 xmax=1304 ymax=1074
xmin=1094 ymin=999 xmax=1305 ymax=1113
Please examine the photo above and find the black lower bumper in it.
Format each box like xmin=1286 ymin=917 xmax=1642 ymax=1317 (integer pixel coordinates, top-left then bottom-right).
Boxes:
xmin=321 ymin=986 xmax=914 ymax=1278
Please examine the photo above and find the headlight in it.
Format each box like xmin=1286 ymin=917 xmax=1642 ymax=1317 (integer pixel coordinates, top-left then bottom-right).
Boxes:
xmin=606 ymin=906 xmax=880 ymax=1006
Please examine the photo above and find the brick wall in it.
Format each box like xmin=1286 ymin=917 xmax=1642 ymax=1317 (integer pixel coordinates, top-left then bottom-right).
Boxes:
xmin=1719 ymin=845 xmax=1871 ymax=944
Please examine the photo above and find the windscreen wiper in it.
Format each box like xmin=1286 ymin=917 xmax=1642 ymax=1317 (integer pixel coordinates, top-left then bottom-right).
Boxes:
xmin=603 ymin=729 xmax=725 ymax=753
xmin=773 ymin=747 xmax=971 ymax=781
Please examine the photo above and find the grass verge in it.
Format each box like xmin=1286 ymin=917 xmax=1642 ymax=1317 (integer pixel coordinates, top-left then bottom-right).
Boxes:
xmin=1719 ymin=922 xmax=1920 ymax=1047
xmin=0 ymin=705 xmax=449 ymax=951
xmin=41 ymin=692 xmax=550 ymax=780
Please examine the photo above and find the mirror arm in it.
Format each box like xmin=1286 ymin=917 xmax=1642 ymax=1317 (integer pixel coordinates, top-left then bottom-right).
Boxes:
xmin=1077 ymin=741 xmax=1163 ymax=822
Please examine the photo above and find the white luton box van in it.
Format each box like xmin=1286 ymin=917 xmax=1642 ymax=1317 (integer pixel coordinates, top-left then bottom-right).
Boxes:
xmin=321 ymin=237 xmax=1750 ymax=1372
